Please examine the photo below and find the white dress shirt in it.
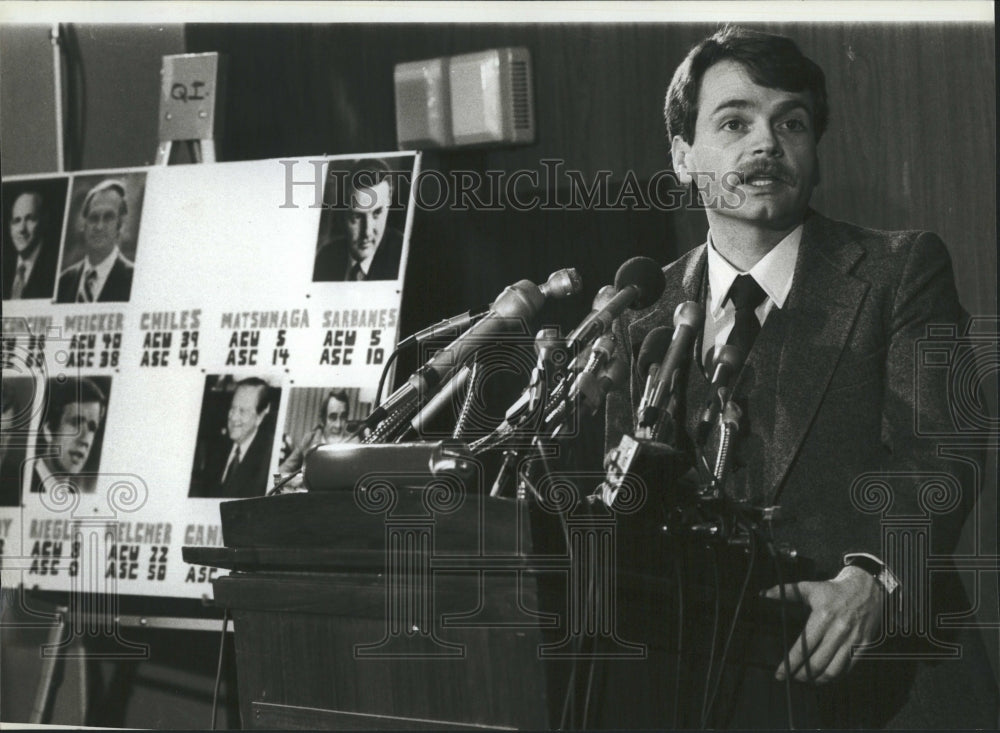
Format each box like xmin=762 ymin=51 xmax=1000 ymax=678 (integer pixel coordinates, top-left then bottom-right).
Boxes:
xmin=76 ymin=246 xmax=121 ymax=302
xmin=702 ymin=225 xmax=802 ymax=363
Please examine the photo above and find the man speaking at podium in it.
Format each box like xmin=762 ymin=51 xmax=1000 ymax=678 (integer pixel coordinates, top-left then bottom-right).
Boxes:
xmin=606 ymin=26 xmax=995 ymax=728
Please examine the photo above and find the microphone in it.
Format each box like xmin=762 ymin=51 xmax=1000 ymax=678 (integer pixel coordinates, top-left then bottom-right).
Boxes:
xmin=546 ymin=354 xmax=628 ymax=432
xmin=634 ymin=326 xmax=674 ymax=427
xmin=400 ymin=268 xmax=582 ymax=346
xmin=405 ymin=363 xmax=473 ymax=439
xmin=636 ymin=301 xmax=704 ymax=434
xmin=365 ymin=271 xmax=581 ymax=432
xmin=696 ymin=344 xmax=745 ymax=446
xmin=565 ymin=284 xmax=616 ymax=355
xmin=565 ymin=257 xmax=666 ymax=352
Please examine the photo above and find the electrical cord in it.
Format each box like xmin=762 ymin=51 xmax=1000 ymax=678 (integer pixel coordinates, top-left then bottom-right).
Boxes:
xmin=372 ymin=344 xmax=402 ymax=410
xmin=700 ymin=544 xmax=722 ymax=727
xmin=701 ymin=529 xmax=757 ymax=729
xmin=768 ymin=537 xmax=796 ymax=730
xmin=211 ymin=609 xmax=230 ymax=730
xmin=672 ymin=551 xmax=685 ymax=729
xmin=266 ymin=470 xmax=302 ymax=496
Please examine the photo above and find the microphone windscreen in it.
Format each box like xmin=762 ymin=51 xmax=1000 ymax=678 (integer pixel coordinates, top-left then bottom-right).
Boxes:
xmin=637 ymin=326 xmax=673 ymax=377
xmin=614 ymin=256 xmax=666 ymax=309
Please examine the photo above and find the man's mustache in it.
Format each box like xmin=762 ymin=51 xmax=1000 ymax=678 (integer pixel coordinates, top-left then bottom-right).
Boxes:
xmin=732 ymin=162 xmax=795 ymax=184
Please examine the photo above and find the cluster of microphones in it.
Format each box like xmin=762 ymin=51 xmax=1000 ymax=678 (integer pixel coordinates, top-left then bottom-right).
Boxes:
xmin=349 ymin=255 xmax=749 ymax=508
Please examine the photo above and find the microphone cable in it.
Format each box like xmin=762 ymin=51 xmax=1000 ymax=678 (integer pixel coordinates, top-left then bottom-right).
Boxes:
xmin=372 ymin=344 xmax=403 ymax=410
xmin=766 ymin=532 xmax=796 ymax=729
xmin=266 ymin=470 xmax=302 ymax=496
xmin=672 ymin=551 xmax=685 ymax=729
xmin=701 ymin=529 xmax=758 ymax=729
xmin=210 ymin=608 xmax=230 ymax=730
xmin=701 ymin=544 xmax=722 ymax=727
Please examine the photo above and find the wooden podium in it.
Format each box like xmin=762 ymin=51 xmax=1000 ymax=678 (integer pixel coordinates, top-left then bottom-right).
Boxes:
xmin=182 ymin=480 xmax=672 ymax=730
xmin=183 ymin=475 xmax=805 ymax=730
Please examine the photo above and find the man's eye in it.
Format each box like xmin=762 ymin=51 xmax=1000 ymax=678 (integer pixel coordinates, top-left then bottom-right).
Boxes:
xmin=782 ymin=118 xmax=808 ymax=131
xmin=721 ymin=119 xmax=745 ymax=132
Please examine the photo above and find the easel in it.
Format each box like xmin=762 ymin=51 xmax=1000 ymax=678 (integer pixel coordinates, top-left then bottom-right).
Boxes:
xmin=21 ymin=52 xmax=232 ymax=726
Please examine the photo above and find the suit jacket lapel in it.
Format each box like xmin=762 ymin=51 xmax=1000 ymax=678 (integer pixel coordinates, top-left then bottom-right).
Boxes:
xmin=763 ymin=213 xmax=868 ymax=502
xmin=627 ymin=245 xmax=707 ymax=347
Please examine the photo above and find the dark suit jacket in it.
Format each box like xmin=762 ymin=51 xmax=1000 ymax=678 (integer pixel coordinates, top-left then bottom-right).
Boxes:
xmin=606 ymin=210 xmax=995 ymax=726
xmin=0 ymin=448 xmax=25 ymax=506
xmin=192 ymin=426 xmax=275 ymax=499
xmin=56 ymin=252 xmax=134 ymax=303
xmin=312 ymin=228 xmax=404 ymax=282
xmin=2 ymin=241 xmax=59 ymax=300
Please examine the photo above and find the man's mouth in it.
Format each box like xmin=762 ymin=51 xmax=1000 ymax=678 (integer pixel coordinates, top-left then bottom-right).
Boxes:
xmin=68 ymin=448 xmax=87 ymax=465
xmin=745 ymin=175 xmax=782 ymax=187
xmin=738 ymin=167 xmax=792 ymax=188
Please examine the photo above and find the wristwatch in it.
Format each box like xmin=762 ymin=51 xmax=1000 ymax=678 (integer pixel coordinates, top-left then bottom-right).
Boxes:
xmin=844 ymin=552 xmax=900 ymax=596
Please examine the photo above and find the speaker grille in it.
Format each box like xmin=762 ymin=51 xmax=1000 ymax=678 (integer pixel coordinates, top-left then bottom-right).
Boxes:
xmin=510 ymin=60 xmax=531 ymax=131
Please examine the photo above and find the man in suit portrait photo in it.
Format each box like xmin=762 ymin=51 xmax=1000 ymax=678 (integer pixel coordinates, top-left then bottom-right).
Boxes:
xmin=605 ymin=26 xmax=996 ymax=729
xmin=276 ymin=387 xmax=359 ymax=491
xmin=30 ymin=377 xmax=109 ymax=495
xmin=56 ymin=178 xmax=136 ymax=303
xmin=2 ymin=183 xmax=64 ymax=301
xmin=313 ymin=157 xmax=405 ymax=282
xmin=190 ymin=377 xmax=277 ymax=499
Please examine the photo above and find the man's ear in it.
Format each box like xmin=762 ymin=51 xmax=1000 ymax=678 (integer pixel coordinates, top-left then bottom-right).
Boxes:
xmin=670 ymin=135 xmax=694 ymax=184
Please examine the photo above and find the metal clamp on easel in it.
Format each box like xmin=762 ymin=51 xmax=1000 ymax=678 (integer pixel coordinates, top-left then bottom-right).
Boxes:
xmin=156 ymin=52 xmax=226 ymax=165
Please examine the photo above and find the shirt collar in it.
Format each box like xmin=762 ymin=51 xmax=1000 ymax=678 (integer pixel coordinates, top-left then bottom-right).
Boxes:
xmin=233 ymin=426 xmax=259 ymax=458
xmin=16 ymin=245 xmax=42 ymax=271
xmin=85 ymin=246 xmax=120 ymax=279
xmin=349 ymin=252 xmax=375 ymax=279
xmin=706 ymin=225 xmax=802 ymax=317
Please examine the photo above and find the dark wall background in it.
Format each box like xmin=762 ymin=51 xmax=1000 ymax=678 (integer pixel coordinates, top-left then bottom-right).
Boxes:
xmin=1 ymin=20 xmax=996 ymax=728
xmin=187 ymin=22 xmax=996 ymax=320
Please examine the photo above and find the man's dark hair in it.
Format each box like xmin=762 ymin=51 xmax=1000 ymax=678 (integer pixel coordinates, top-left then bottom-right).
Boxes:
xmin=45 ymin=378 xmax=107 ymax=432
xmin=234 ymin=377 xmax=271 ymax=415
xmin=9 ymin=189 xmax=43 ymax=220
xmin=1 ymin=379 xmax=30 ymax=429
xmin=664 ymin=26 xmax=829 ymax=144
xmin=322 ymin=389 xmax=351 ymax=420
xmin=346 ymin=157 xmax=394 ymax=202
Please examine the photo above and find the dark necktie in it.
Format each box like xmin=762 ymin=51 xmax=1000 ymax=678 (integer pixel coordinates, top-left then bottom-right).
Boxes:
xmin=349 ymin=262 xmax=364 ymax=281
xmin=78 ymin=269 xmax=98 ymax=303
xmin=222 ymin=445 xmax=241 ymax=485
xmin=725 ymin=274 xmax=768 ymax=357
xmin=11 ymin=263 xmax=27 ymax=299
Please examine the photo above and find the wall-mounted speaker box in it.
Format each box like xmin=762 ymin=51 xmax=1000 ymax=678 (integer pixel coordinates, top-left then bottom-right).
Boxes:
xmin=394 ymin=47 xmax=535 ymax=150
xmin=394 ymin=56 xmax=452 ymax=149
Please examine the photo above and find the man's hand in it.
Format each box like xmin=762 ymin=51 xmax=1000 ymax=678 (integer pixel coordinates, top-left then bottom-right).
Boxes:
xmin=762 ymin=565 xmax=884 ymax=684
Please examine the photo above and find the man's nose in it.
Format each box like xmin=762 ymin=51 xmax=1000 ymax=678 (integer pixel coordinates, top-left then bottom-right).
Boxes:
xmin=750 ymin=123 xmax=783 ymax=156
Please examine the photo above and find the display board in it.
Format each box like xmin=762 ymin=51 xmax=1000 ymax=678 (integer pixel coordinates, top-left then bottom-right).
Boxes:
xmin=0 ymin=151 xmax=420 ymax=600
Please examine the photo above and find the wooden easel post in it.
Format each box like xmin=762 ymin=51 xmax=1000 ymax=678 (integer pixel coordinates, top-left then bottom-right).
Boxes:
xmin=155 ymin=52 xmax=226 ymax=165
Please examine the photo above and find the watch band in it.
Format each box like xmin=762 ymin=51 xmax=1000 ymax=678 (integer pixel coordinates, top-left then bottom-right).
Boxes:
xmin=844 ymin=553 xmax=900 ymax=596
